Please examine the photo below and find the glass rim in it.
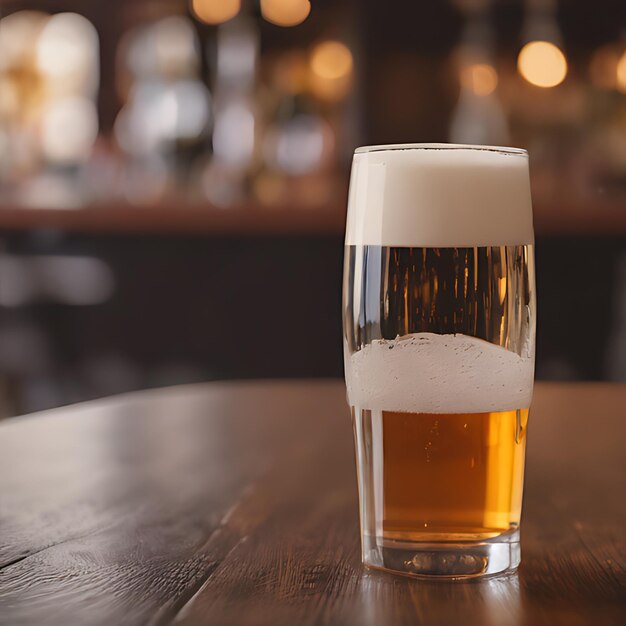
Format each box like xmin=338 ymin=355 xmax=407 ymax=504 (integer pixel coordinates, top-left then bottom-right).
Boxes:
xmin=354 ymin=143 xmax=528 ymax=156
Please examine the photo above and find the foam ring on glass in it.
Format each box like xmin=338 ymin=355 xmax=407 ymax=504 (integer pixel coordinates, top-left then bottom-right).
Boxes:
xmin=343 ymin=143 xmax=536 ymax=579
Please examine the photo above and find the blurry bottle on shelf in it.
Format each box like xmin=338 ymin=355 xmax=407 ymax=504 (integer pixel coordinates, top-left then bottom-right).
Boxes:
xmin=494 ymin=0 xmax=603 ymax=203
xmin=198 ymin=15 xmax=259 ymax=207
xmin=586 ymin=38 xmax=626 ymax=196
xmin=250 ymin=37 xmax=355 ymax=209
xmin=257 ymin=91 xmax=335 ymax=208
xmin=0 ymin=2 xmax=355 ymax=210
xmin=114 ymin=15 xmax=211 ymax=205
xmin=449 ymin=4 xmax=509 ymax=146
xmin=0 ymin=11 xmax=100 ymax=208
xmin=518 ymin=0 xmax=567 ymax=89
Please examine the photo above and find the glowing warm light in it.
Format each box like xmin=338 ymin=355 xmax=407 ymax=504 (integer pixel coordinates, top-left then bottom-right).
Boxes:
xmin=310 ymin=41 xmax=353 ymax=80
xmin=36 ymin=13 xmax=99 ymax=96
xmin=460 ymin=63 xmax=498 ymax=96
xmin=308 ymin=40 xmax=353 ymax=101
xmin=517 ymin=41 xmax=567 ymax=88
xmin=261 ymin=0 xmax=311 ymax=27
xmin=617 ymin=51 xmax=626 ymax=94
xmin=41 ymin=97 xmax=98 ymax=164
xmin=191 ymin=0 xmax=240 ymax=25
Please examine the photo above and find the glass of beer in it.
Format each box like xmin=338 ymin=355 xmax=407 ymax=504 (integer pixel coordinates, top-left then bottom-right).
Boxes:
xmin=343 ymin=144 xmax=535 ymax=578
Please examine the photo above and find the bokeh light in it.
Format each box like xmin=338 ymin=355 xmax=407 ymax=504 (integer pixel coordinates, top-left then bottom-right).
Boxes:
xmin=310 ymin=41 xmax=353 ymax=80
xmin=460 ymin=63 xmax=498 ymax=96
xmin=125 ymin=17 xmax=199 ymax=80
xmin=261 ymin=0 xmax=311 ymax=28
xmin=115 ymin=80 xmax=210 ymax=154
xmin=114 ymin=15 xmax=208 ymax=158
xmin=36 ymin=13 xmax=99 ymax=97
xmin=191 ymin=0 xmax=241 ymax=26
xmin=212 ymin=100 xmax=255 ymax=167
xmin=309 ymin=41 xmax=353 ymax=101
xmin=41 ymin=97 xmax=98 ymax=164
xmin=517 ymin=41 xmax=567 ymax=88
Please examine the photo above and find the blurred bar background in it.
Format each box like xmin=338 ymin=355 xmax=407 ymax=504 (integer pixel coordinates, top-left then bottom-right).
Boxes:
xmin=0 ymin=0 xmax=624 ymax=416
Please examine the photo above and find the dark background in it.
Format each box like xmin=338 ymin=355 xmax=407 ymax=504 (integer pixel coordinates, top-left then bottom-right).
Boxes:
xmin=0 ymin=0 xmax=625 ymax=415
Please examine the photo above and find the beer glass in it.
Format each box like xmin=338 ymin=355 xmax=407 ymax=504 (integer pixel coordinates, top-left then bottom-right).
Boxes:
xmin=343 ymin=144 xmax=535 ymax=578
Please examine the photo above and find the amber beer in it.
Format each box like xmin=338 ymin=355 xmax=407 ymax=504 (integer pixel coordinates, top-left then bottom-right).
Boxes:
xmin=343 ymin=145 xmax=536 ymax=578
xmin=363 ymin=408 xmax=528 ymax=539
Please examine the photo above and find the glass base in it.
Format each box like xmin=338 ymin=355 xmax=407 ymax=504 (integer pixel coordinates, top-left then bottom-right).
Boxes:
xmin=362 ymin=528 xmax=520 ymax=580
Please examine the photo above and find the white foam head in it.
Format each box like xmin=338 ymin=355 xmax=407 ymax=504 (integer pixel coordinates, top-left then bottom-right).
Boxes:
xmin=345 ymin=333 xmax=534 ymax=414
xmin=345 ymin=143 xmax=534 ymax=247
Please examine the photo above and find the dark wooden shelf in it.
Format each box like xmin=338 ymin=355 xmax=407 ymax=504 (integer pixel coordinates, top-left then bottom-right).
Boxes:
xmin=0 ymin=203 xmax=348 ymax=237
xmin=0 ymin=194 xmax=623 ymax=237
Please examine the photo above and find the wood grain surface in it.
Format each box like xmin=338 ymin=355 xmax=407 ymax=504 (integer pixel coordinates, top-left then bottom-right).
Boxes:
xmin=0 ymin=381 xmax=624 ymax=626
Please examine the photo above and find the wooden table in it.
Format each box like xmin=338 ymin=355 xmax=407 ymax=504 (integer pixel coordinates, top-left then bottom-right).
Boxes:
xmin=0 ymin=381 xmax=624 ymax=625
